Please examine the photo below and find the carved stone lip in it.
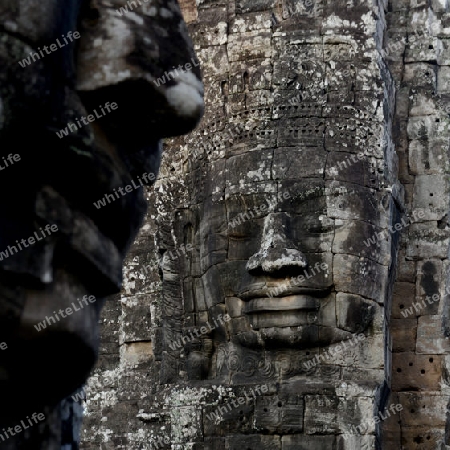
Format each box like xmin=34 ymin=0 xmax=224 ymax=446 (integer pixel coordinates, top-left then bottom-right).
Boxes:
xmin=239 ymin=286 xmax=332 ymax=301
xmin=243 ymin=295 xmax=320 ymax=314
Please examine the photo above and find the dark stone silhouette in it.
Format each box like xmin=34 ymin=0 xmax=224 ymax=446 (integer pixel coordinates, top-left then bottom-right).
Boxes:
xmin=0 ymin=0 xmax=203 ymax=447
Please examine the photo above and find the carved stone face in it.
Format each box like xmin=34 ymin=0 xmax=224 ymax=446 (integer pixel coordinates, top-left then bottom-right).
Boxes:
xmin=193 ymin=146 xmax=390 ymax=353
xmin=0 ymin=0 xmax=203 ymax=423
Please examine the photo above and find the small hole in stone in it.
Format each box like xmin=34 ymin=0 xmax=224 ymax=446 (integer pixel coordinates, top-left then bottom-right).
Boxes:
xmin=429 ymin=45 xmax=434 ymax=49
xmin=421 ymin=369 xmax=425 ymax=374
xmin=409 ymin=362 xmax=413 ymax=366
xmin=263 ymin=408 xmax=268 ymax=412
xmin=430 ymin=193 xmax=434 ymax=196
xmin=397 ymin=368 xmax=402 ymax=372
xmin=429 ymin=357 xmax=434 ymax=363
xmin=411 ymin=409 xmax=415 ymax=413
xmin=277 ymin=401 xmax=282 ymax=407
xmin=400 ymin=304 xmax=404 ymax=309
xmin=426 ymin=436 xmax=431 ymax=440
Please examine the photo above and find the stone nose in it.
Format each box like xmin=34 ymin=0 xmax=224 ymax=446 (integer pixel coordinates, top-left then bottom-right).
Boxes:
xmin=246 ymin=212 xmax=307 ymax=274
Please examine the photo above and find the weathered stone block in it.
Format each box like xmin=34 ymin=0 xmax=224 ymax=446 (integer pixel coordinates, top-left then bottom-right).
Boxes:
xmin=304 ymin=395 xmax=373 ymax=435
xmin=336 ymin=434 xmax=376 ymax=450
xmin=336 ymin=293 xmax=376 ymax=333
xmin=273 ymin=147 xmax=327 ymax=180
xmin=438 ymin=66 xmax=450 ymax=94
xmin=333 ymin=219 xmax=391 ymax=266
xmin=120 ymin=342 xmax=153 ymax=368
xmin=400 ymin=428 xmax=446 ymax=450
xmin=416 ymin=259 xmax=442 ymax=311
xmin=333 ymin=254 xmax=388 ymax=303
xmin=228 ymin=31 xmax=272 ymax=62
xmin=409 ymin=137 xmax=450 ymax=175
xmin=193 ymin=438 xmax=226 ymax=450
xmin=380 ymin=393 xmax=402 ymax=450
xmin=203 ymin=400 xmax=254 ymax=436
xmin=390 ymin=319 xmax=417 ymax=352
xmin=254 ymin=395 xmax=304 ymax=433
xmin=412 ymin=175 xmax=448 ymax=221
xmin=281 ymin=435 xmax=335 ymax=449
xmin=398 ymin=392 xmax=448 ymax=427
xmin=416 ymin=315 xmax=450 ymax=354
xmin=405 ymin=33 xmax=438 ymax=63
xmin=396 ymin=251 xmax=417 ymax=282
xmin=392 ymin=353 xmax=442 ymax=390
xmin=404 ymin=63 xmax=436 ymax=91
xmin=227 ymin=435 xmax=281 ymax=450
xmin=119 ymin=295 xmax=153 ymax=344
xmin=406 ymin=223 xmax=450 ymax=259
